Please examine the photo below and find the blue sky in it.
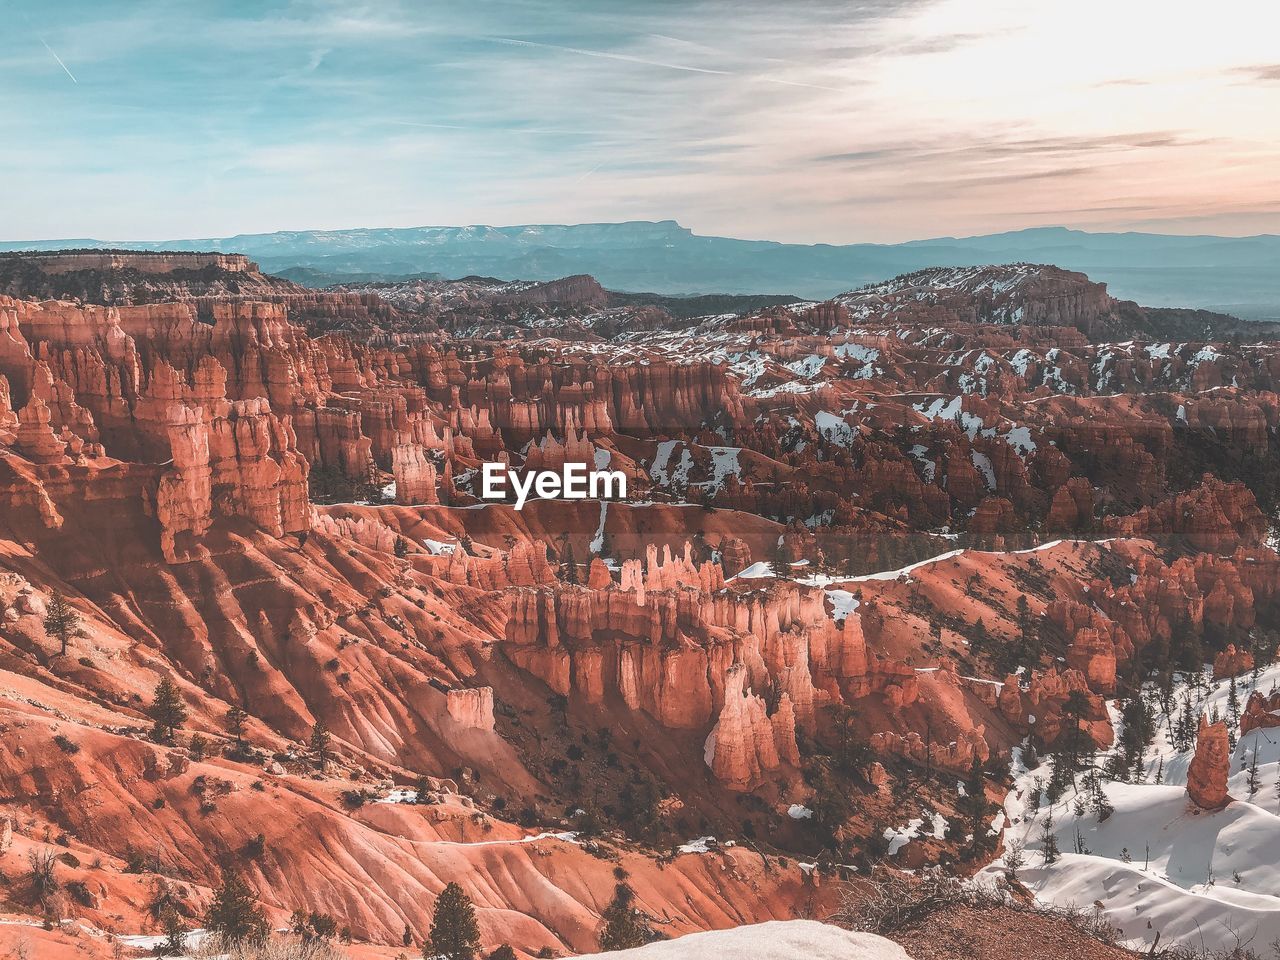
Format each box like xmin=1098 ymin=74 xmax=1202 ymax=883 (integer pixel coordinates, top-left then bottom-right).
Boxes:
xmin=4 ymin=0 xmax=1279 ymax=242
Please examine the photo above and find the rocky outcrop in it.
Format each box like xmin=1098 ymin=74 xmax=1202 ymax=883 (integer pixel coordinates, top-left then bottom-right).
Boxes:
xmin=1104 ymin=477 xmax=1267 ymax=551
xmin=1188 ymin=717 xmax=1231 ymax=809
xmin=1241 ymin=690 xmax=1280 ymax=736
xmin=703 ymin=663 xmax=799 ymax=789
xmin=445 ymin=687 xmax=496 ymax=732
xmin=1213 ymin=644 xmax=1255 ymax=680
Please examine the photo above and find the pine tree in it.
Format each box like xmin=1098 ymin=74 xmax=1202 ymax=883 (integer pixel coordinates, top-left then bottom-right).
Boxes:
xmin=403 ymin=924 xmax=414 ymax=948
xmin=1015 ymin=594 xmax=1040 ymax=666
xmin=561 ymin=543 xmax=579 ymax=585
xmin=428 ymin=882 xmax=481 ymax=960
xmin=149 ymin=675 xmax=188 ymax=743
xmin=1247 ymin=748 xmax=1261 ymax=798
xmin=205 ymin=872 xmax=268 ymax=946
xmin=599 ymin=883 xmax=651 ymax=951
xmin=769 ymin=538 xmax=790 ymax=578
xmin=1040 ymin=810 xmax=1060 ymax=865
xmin=488 ymin=946 xmax=517 ymax=960
xmin=971 ymin=618 xmax=988 ymax=656
xmin=157 ymin=905 xmax=187 ymax=957
xmin=1227 ymin=678 xmax=1241 ymax=749
xmin=1003 ymin=838 xmax=1025 ymax=880
xmin=309 ymin=719 xmax=331 ymax=771
xmin=960 ymin=755 xmax=991 ymax=845
xmin=1087 ymin=768 xmax=1114 ymax=821
xmin=1060 ymin=690 xmax=1091 ymax=769
xmin=226 ymin=705 xmax=248 ymax=748
xmin=43 ymin=590 xmax=81 ymax=657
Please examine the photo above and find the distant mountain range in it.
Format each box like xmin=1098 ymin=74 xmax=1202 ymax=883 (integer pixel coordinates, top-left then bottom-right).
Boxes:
xmin=4 ymin=221 xmax=1279 ymax=318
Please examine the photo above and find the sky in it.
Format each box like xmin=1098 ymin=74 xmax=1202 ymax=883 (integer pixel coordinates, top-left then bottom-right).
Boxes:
xmin=3 ymin=0 xmax=1280 ymax=244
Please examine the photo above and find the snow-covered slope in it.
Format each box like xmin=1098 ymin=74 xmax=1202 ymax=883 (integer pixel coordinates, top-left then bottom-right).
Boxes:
xmin=587 ymin=921 xmax=912 ymax=960
xmin=984 ymin=663 xmax=1280 ymax=954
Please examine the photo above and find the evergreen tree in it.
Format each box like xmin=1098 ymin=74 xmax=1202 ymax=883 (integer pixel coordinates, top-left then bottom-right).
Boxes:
xmin=769 ymin=538 xmax=790 ymax=578
xmin=1046 ymin=753 xmax=1073 ymax=804
xmin=149 ymin=675 xmax=188 ymax=743
xmin=561 ymin=543 xmax=580 ymax=585
xmin=1247 ymin=748 xmax=1261 ymax=798
xmin=599 ymin=883 xmax=651 ymax=951
xmin=971 ymin=618 xmax=988 ymax=657
xmin=205 ymin=871 xmax=269 ymax=946
xmin=428 ymin=882 xmax=481 ymax=960
xmin=1227 ymin=679 xmax=1241 ymax=749
xmin=226 ymin=705 xmax=248 ymax=748
xmin=489 ymin=946 xmax=517 ymax=960
xmin=394 ymin=536 xmax=410 ymax=559
xmin=1015 ymin=594 xmax=1041 ymax=666
xmin=1086 ymin=768 xmax=1114 ymax=821
xmin=959 ymin=755 xmax=991 ymax=845
xmin=1059 ymin=690 xmax=1091 ymax=770
xmin=309 ymin=719 xmax=332 ymax=771
xmin=1039 ymin=810 xmax=1060 ymax=865
xmin=42 ymin=590 xmax=81 ymax=657
xmin=157 ymin=905 xmax=187 ymax=957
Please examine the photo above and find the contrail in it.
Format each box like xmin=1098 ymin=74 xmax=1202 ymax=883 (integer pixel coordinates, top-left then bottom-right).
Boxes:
xmin=40 ymin=38 xmax=77 ymax=83
xmin=485 ymin=35 xmax=840 ymax=91
xmin=485 ymin=36 xmax=731 ymax=76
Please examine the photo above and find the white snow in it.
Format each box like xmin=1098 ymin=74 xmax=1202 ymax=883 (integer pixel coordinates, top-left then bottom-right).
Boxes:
xmin=970 ymin=450 xmax=996 ymax=491
xmin=825 ymin=588 xmax=861 ymax=622
xmin=847 ymin=548 xmax=966 ymax=583
xmin=706 ymin=446 xmax=743 ymax=488
xmin=589 ymin=500 xmax=609 ymax=555
xmin=884 ymin=812 xmax=948 ymax=855
xmin=788 ymin=804 xmax=814 ymax=820
xmin=118 ymin=929 xmax=212 ymax=955
xmin=586 ymin=920 xmax=911 ymax=960
xmin=908 ymin=444 xmax=936 ymax=483
xmin=816 ymin=410 xmax=855 ymax=446
xmin=677 ymin=836 xmax=719 ymax=854
xmin=785 ymin=354 xmax=827 ymax=378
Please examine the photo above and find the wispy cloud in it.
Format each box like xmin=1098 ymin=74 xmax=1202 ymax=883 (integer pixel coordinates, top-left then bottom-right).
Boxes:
xmin=2 ymin=0 xmax=1278 ymax=241
xmin=1237 ymin=64 xmax=1280 ymax=82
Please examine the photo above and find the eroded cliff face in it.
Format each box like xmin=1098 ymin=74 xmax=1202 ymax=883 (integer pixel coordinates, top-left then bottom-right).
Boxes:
xmin=2 ymin=259 xmax=1279 ymax=955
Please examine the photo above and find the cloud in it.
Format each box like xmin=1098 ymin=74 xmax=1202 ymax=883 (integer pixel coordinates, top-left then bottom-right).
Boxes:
xmin=1237 ymin=64 xmax=1280 ymax=82
xmin=812 ymin=131 xmax=1210 ymax=167
xmin=1 ymin=0 xmax=1276 ymax=242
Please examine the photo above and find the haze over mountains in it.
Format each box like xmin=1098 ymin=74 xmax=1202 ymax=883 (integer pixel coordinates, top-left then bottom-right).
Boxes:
xmin=4 ymin=221 xmax=1279 ymax=319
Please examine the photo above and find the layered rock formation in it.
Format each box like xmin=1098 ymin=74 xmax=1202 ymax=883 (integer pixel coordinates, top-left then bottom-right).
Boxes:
xmin=1 ymin=255 xmax=1278 ymax=955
